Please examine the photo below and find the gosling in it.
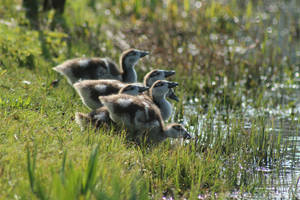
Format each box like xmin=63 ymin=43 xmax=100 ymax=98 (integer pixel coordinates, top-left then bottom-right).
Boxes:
xmin=53 ymin=49 xmax=148 ymax=84
xmin=137 ymin=123 xmax=191 ymax=145
xmin=145 ymin=80 xmax=178 ymax=121
xmin=99 ymin=94 xmax=190 ymax=144
xmin=75 ymin=84 xmax=149 ymax=130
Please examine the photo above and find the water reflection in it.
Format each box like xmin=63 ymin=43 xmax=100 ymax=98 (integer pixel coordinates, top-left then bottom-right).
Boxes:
xmin=181 ymin=81 xmax=299 ymax=198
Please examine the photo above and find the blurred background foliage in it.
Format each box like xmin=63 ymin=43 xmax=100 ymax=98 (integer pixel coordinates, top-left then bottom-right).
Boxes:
xmin=1 ymin=0 xmax=299 ymax=108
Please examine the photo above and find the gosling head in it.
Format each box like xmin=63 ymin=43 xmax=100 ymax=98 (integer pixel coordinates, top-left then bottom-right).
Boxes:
xmin=121 ymin=49 xmax=149 ymax=69
xmin=119 ymin=84 xmax=149 ymax=95
xmin=165 ymin=123 xmax=191 ymax=139
xmin=144 ymin=69 xmax=176 ymax=86
xmin=167 ymin=89 xmax=179 ymax=102
xmin=150 ymin=80 xmax=178 ymax=98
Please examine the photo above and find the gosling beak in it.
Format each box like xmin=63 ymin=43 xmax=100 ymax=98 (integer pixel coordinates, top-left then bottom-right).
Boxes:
xmin=184 ymin=132 xmax=191 ymax=139
xmin=168 ymin=89 xmax=179 ymax=102
xmin=139 ymin=86 xmax=150 ymax=92
xmin=164 ymin=70 xmax=176 ymax=78
xmin=139 ymin=51 xmax=149 ymax=58
xmin=168 ymin=82 xmax=178 ymax=88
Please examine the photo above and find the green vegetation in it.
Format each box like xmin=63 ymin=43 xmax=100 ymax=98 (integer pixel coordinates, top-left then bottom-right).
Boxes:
xmin=0 ymin=0 xmax=299 ymax=199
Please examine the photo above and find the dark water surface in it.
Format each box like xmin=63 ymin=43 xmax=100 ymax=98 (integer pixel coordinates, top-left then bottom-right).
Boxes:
xmin=249 ymin=81 xmax=300 ymax=199
xmin=181 ymin=79 xmax=300 ymax=199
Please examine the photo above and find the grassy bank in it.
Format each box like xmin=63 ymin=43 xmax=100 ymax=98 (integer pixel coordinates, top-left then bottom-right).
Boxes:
xmin=0 ymin=0 xmax=299 ymax=199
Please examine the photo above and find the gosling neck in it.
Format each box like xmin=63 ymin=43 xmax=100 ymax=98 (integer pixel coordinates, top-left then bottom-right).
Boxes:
xmin=121 ymin=64 xmax=137 ymax=83
xmin=152 ymin=93 xmax=172 ymax=121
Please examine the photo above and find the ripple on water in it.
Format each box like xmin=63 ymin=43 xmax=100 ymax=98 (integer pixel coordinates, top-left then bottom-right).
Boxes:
xmin=180 ymin=82 xmax=299 ymax=199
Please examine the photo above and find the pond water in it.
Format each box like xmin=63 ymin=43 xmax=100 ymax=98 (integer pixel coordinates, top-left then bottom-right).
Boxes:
xmin=181 ymin=79 xmax=300 ymax=198
xmin=240 ymin=117 xmax=300 ymax=199
xmin=245 ymin=82 xmax=300 ymax=199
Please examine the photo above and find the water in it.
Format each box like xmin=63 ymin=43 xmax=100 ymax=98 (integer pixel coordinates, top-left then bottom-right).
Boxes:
xmin=250 ymin=118 xmax=300 ymax=199
xmin=248 ymin=85 xmax=300 ymax=199
xmin=181 ymin=79 xmax=300 ymax=198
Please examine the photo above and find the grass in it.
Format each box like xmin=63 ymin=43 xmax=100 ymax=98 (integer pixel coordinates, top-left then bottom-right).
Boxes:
xmin=0 ymin=0 xmax=299 ymax=199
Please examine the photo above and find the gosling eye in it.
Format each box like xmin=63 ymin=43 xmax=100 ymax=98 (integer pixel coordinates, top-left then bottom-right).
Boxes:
xmin=154 ymin=82 xmax=163 ymax=87
xmin=174 ymin=125 xmax=183 ymax=131
xmin=130 ymin=51 xmax=137 ymax=56
xmin=157 ymin=72 xmax=163 ymax=76
xmin=125 ymin=86 xmax=133 ymax=91
xmin=150 ymin=71 xmax=158 ymax=77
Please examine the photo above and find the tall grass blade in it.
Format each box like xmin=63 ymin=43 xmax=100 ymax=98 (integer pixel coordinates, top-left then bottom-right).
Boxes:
xmin=81 ymin=144 xmax=99 ymax=195
xmin=26 ymin=147 xmax=35 ymax=193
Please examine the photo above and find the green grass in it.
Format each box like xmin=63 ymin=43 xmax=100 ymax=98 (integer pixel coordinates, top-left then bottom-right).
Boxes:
xmin=0 ymin=0 xmax=299 ymax=199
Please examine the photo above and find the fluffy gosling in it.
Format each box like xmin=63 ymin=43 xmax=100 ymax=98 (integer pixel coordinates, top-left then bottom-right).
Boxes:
xmin=53 ymin=49 xmax=148 ymax=84
xmin=137 ymin=123 xmax=191 ymax=145
xmin=75 ymin=84 xmax=149 ymax=130
xmin=99 ymin=93 xmax=190 ymax=144
xmin=146 ymin=80 xmax=178 ymax=120
xmin=74 ymin=79 xmax=148 ymax=110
